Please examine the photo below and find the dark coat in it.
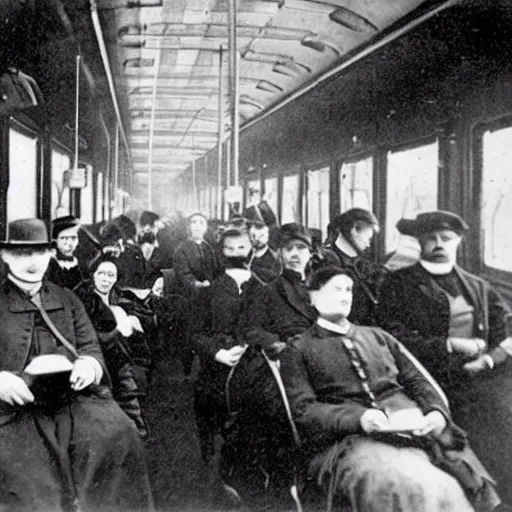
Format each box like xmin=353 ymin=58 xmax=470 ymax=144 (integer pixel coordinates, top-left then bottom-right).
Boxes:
xmin=378 ymin=263 xmax=512 ymax=500
xmin=192 ymin=272 xmax=261 ymax=393
xmin=249 ymin=246 xmax=282 ymax=284
xmin=116 ymin=242 xmax=148 ymax=289
xmin=240 ymin=268 xmax=317 ymax=347
xmin=73 ymin=280 xmax=147 ymax=434
xmin=45 ymin=257 xmax=83 ymax=290
xmin=324 ymin=243 xmax=387 ymax=326
xmin=173 ymin=239 xmax=219 ymax=298
xmin=0 ymin=278 xmax=152 ymax=510
xmin=280 ymin=323 xmax=449 ymax=447
xmin=377 ymin=263 xmax=510 ymax=388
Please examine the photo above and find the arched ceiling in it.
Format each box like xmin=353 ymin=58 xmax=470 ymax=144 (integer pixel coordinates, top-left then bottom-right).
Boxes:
xmin=95 ymin=0 xmax=452 ymax=184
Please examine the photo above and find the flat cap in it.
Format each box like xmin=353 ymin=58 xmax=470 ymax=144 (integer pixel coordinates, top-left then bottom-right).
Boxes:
xmin=397 ymin=210 xmax=469 ymax=237
xmin=278 ymin=223 xmax=312 ymax=248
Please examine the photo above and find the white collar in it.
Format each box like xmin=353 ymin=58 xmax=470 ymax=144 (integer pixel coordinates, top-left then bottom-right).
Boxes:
xmin=225 ymin=268 xmax=252 ymax=293
xmin=317 ymin=317 xmax=351 ymax=335
xmin=334 ymin=235 xmax=358 ymax=258
xmin=54 ymin=257 xmax=79 ymax=270
xmin=419 ymin=259 xmax=455 ymax=275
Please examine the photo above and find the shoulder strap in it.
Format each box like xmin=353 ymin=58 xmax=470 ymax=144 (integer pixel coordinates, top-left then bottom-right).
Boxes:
xmin=30 ymin=298 xmax=80 ymax=360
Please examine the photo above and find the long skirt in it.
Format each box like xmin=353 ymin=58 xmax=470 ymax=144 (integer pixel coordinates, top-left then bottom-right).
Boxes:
xmin=0 ymin=394 xmax=153 ymax=511
xmin=306 ymin=436 xmax=499 ymax=512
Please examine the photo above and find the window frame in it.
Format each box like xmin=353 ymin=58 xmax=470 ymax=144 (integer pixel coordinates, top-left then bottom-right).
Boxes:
xmin=473 ymin=115 xmax=512 ymax=285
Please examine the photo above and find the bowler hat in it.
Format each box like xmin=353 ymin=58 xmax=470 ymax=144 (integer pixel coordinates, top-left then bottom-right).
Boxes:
xmin=0 ymin=218 xmax=53 ymax=248
xmin=397 ymin=210 xmax=469 ymax=237
xmin=278 ymin=223 xmax=312 ymax=249
xmin=51 ymin=215 xmax=79 ymax=240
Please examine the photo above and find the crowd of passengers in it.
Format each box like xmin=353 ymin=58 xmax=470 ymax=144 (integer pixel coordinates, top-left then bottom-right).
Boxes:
xmin=0 ymin=201 xmax=511 ymax=512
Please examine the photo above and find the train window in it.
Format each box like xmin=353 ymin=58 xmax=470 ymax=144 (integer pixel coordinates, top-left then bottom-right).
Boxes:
xmin=51 ymin=149 xmax=71 ymax=217
xmin=339 ymin=156 xmax=373 ymax=212
xmin=264 ymin=177 xmax=278 ymax=220
xmin=8 ymin=126 xmax=38 ymax=221
xmin=385 ymin=141 xmax=438 ymax=252
xmin=281 ymin=174 xmax=300 ymax=224
xmin=482 ymin=126 xmax=512 ymax=272
xmin=306 ymin=167 xmax=330 ymax=236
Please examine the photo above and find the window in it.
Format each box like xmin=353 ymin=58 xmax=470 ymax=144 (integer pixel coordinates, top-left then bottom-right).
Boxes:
xmin=281 ymin=174 xmax=300 ymax=224
xmin=8 ymin=126 xmax=38 ymax=221
xmin=51 ymin=149 xmax=71 ymax=218
xmin=339 ymin=156 xmax=373 ymax=212
xmin=481 ymin=126 xmax=512 ymax=272
xmin=263 ymin=177 xmax=278 ymax=221
xmin=306 ymin=167 xmax=330 ymax=237
xmin=385 ymin=141 xmax=438 ymax=252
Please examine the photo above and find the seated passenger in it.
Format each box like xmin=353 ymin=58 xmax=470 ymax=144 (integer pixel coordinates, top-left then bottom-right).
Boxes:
xmin=46 ymin=215 xmax=82 ymax=289
xmin=281 ymin=266 xmax=500 ymax=512
xmin=191 ymin=228 xmax=257 ymax=463
xmin=173 ymin=212 xmax=219 ymax=300
xmin=74 ymin=254 xmax=149 ymax=438
xmin=222 ymin=223 xmax=317 ymax=510
xmin=378 ymin=210 xmax=512 ymax=504
xmin=246 ymin=207 xmax=282 ymax=283
xmin=324 ymin=208 xmax=386 ymax=325
xmin=0 ymin=218 xmax=152 ymax=511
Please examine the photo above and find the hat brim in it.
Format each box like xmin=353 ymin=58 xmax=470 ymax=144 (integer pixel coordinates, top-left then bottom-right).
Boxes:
xmin=279 ymin=234 xmax=312 ymax=249
xmin=396 ymin=219 xmax=418 ymax=237
xmin=0 ymin=241 xmax=54 ymax=249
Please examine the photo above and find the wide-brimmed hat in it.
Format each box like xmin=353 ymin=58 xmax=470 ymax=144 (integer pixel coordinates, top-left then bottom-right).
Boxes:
xmin=397 ymin=210 xmax=469 ymax=237
xmin=51 ymin=215 xmax=80 ymax=240
xmin=278 ymin=223 xmax=312 ymax=249
xmin=0 ymin=218 xmax=53 ymax=248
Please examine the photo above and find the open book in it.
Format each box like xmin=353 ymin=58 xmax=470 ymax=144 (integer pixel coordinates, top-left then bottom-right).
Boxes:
xmin=380 ymin=408 xmax=427 ymax=433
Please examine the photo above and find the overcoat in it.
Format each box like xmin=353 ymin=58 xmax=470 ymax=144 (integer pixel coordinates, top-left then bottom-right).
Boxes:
xmin=0 ymin=278 xmax=152 ymax=511
xmin=378 ymin=262 xmax=512 ymax=502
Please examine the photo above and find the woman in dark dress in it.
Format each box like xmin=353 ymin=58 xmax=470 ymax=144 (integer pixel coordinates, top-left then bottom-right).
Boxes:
xmin=74 ymin=254 xmax=149 ymax=437
xmin=280 ymin=266 xmax=499 ymax=512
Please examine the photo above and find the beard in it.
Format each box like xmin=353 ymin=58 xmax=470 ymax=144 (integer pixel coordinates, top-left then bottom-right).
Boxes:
xmin=224 ymin=255 xmax=250 ymax=269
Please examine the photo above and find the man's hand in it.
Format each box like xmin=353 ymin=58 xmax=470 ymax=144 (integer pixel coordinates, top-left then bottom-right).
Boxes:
xmin=0 ymin=371 xmax=34 ymax=406
xmin=214 ymin=345 xmax=247 ymax=367
xmin=413 ymin=410 xmax=447 ymax=437
xmin=463 ymin=354 xmax=494 ymax=375
xmin=360 ymin=409 xmax=390 ymax=433
xmin=266 ymin=341 xmax=287 ymax=358
xmin=448 ymin=337 xmax=486 ymax=357
xmin=70 ymin=359 xmax=96 ymax=391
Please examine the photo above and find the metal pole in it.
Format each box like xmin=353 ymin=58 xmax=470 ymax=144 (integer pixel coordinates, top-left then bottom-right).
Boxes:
xmin=147 ymin=40 xmax=162 ymax=211
xmin=74 ymin=55 xmax=80 ymax=170
xmin=192 ymin=159 xmax=198 ymax=211
xmin=228 ymin=0 xmax=239 ymax=186
xmin=114 ymin=123 xmax=119 ymax=216
xmin=217 ymin=46 xmax=224 ymax=220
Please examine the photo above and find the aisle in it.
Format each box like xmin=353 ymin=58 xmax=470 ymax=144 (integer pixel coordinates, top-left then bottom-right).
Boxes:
xmin=143 ymin=357 xmax=230 ymax=512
